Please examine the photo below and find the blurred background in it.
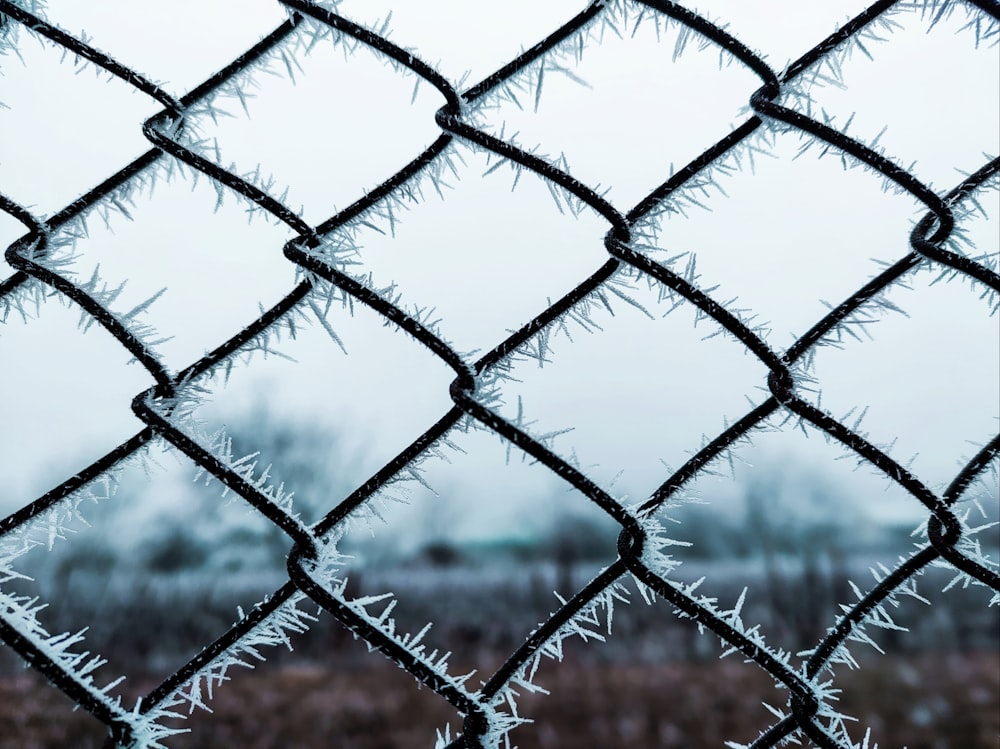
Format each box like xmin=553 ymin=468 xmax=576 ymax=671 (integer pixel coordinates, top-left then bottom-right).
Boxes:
xmin=0 ymin=0 xmax=997 ymax=746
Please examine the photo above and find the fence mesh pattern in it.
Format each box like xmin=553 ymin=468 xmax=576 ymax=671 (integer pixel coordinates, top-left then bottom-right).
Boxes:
xmin=1 ymin=0 xmax=998 ymax=746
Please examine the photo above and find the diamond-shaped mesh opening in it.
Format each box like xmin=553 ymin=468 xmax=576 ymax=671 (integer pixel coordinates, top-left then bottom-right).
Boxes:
xmin=3 ymin=444 xmax=301 ymax=682
xmin=328 ymin=145 xmax=609 ymax=353
xmin=653 ymin=420 xmax=934 ymax=652
xmin=782 ymin=2 xmax=1000 ymax=188
xmin=474 ymin=4 xmax=762 ymax=208
xmin=0 ymin=30 xmax=161 ymax=213
xmin=167 ymin=297 xmax=457 ymax=528
xmin=181 ymin=17 xmax=444 ymax=226
xmin=804 ymin=272 xmax=1000 ymax=490
xmin=0 ymin=299 xmax=151 ymax=507
xmin=636 ymin=133 xmax=924 ymax=342
xmin=31 ymin=169 xmax=299 ymax=371
xmin=484 ymin=268 xmax=767 ymax=499
xmin=327 ymin=426 xmax=622 ymax=677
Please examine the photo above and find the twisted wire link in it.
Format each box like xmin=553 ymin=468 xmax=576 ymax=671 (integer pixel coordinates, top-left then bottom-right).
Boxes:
xmin=1 ymin=0 xmax=997 ymax=746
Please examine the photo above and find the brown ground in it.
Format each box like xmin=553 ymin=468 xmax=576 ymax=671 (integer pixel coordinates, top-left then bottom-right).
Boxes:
xmin=1 ymin=651 xmax=996 ymax=748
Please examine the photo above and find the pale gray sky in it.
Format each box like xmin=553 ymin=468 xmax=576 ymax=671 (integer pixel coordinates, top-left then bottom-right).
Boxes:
xmin=1 ymin=0 xmax=997 ymax=544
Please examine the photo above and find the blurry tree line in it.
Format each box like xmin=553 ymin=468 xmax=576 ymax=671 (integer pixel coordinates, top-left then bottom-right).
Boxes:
xmin=3 ymin=400 xmax=995 ymax=675
xmin=25 ymin=399 xmax=996 ymax=581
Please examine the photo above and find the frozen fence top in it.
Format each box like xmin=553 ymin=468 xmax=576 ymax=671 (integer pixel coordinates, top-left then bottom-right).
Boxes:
xmin=0 ymin=0 xmax=998 ymax=747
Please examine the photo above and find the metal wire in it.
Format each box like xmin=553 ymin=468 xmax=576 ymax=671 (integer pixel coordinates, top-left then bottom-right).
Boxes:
xmin=1 ymin=0 xmax=998 ymax=747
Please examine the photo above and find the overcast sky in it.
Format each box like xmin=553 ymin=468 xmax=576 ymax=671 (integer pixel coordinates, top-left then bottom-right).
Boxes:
xmin=0 ymin=0 xmax=997 ymax=547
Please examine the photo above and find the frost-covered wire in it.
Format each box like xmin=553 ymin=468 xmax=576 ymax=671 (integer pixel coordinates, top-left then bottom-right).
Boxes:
xmin=0 ymin=0 xmax=997 ymax=747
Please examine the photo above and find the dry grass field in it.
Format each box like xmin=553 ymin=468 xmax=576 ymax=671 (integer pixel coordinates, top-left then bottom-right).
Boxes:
xmin=1 ymin=650 xmax=996 ymax=748
xmin=1 ymin=556 xmax=997 ymax=747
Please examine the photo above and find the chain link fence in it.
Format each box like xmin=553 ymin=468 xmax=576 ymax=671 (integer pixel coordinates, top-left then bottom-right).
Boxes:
xmin=1 ymin=0 xmax=998 ymax=746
